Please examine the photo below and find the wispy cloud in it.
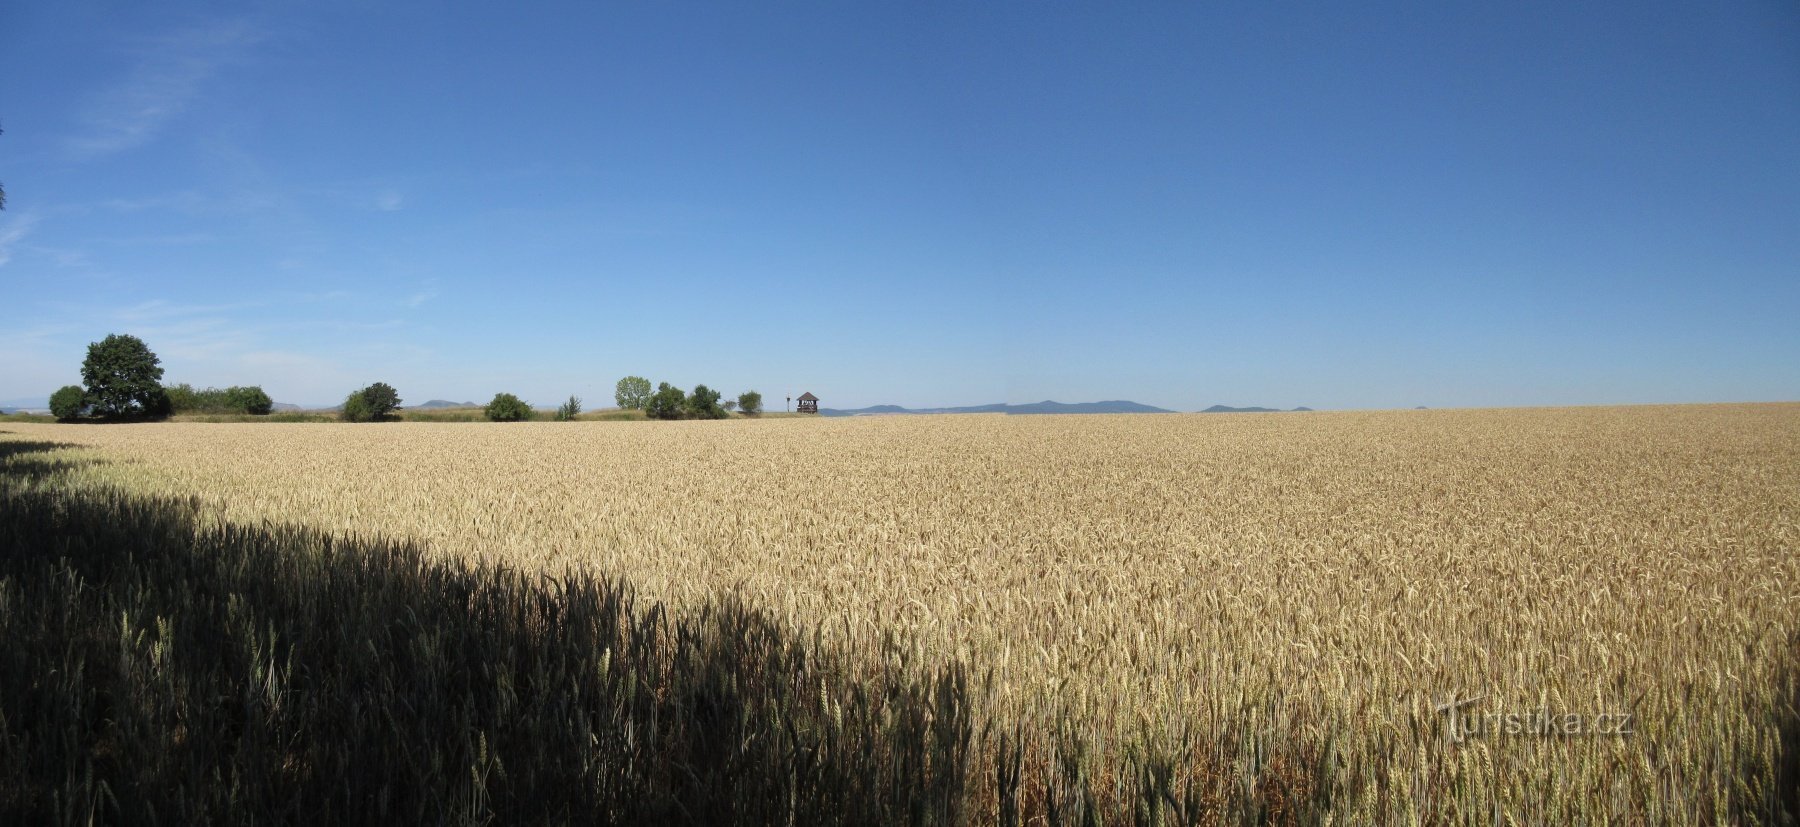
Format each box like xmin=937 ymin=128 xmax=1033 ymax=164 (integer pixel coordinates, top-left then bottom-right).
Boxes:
xmin=0 ymin=212 xmax=41 ymax=268
xmin=67 ymin=20 xmax=263 ymax=158
xmin=376 ymin=190 xmax=405 ymax=211
xmin=404 ymin=280 xmax=440 ymax=308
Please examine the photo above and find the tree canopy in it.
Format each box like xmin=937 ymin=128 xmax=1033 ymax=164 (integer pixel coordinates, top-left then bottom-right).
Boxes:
xmin=342 ymin=382 xmax=402 ymax=422
xmin=80 ymin=334 xmax=167 ymax=418
xmin=645 ymin=382 xmax=686 ymax=420
xmin=615 ymin=376 xmax=652 ymax=410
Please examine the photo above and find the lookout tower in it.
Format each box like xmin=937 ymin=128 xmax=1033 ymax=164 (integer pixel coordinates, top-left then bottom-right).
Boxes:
xmin=796 ymin=392 xmax=819 ymax=414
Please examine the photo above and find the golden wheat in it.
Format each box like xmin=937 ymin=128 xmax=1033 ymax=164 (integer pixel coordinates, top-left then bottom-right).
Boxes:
xmin=7 ymin=402 xmax=1798 ymax=820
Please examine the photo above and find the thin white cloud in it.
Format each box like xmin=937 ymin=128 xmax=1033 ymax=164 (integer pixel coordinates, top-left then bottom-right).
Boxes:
xmin=67 ymin=20 xmax=263 ymax=158
xmin=0 ymin=212 xmax=40 ymax=267
xmin=376 ymin=190 xmax=404 ymax=211
xmin=404 ymin=280 xmax=439 ymax=308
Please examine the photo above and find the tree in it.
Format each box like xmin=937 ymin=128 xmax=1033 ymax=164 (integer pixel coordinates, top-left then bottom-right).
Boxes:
xmin=645 ymin=382 xmax=686 ymax=420
xmin=555 ymin=395 xmax=582 ymax=422
xmin=50 ymin=385 xmax=85 ymax=421
xmin=81 ymin=334 xmax=168 ymax=418
xmin=360 ymin=382 xmax=401 ymax=417
xmin=342 ymin=382 xmax=401 ymax=422
xmin=485 ymin=392 xmax=532 ymax=422
xmin=737 ymin=390 xmax=763 ymax=416
xmin=615 ymin=376 xmax=652 ymax=410
xmin=685 ymin=384 xmax=726 ymax=419
xmin=722 ymin=399 xmax=737 ymax=412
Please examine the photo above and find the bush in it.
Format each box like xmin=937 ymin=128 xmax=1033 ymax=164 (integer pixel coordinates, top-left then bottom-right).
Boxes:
xmin=227 ymin=386 xmax=274 ymax=415
xmin=615 ymin=376 xmax=652 ymax=410
xmin=555 ymin=395 xmax=582 ymax=422
xmin=81 ymin=334 xmax=167 ymax=418
xmin=485 ymin=393 xmax=532 ymax=422
xmin=341 ymin=383 xmax=401 ymax=423
xmin=165 ymin=384 xmax=274 ymax=415
xmin=738 ymin=390 xmax=763 ymax=416
xmin=165 ymin=383 xmax=201 ymax=413
xmin=645 ymin=382 xmax=686 ymax=420
xmin=340 ymin=392 xmax=373 ymax=423
xmin=685 ymin=385 xmax=726 ymax=420
xmin=49 ymin=386 xmax=86 ymax=421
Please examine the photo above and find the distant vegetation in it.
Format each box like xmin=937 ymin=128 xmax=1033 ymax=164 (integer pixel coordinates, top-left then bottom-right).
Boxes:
xmin=629 ymin=376 xmax=759 ymax=421
xmin=165 ymin=383 xmax=274 ymax=415
xmin=40 ymin=335 xmax=761 ymax=427
xmin=555 ymin=395 xmax=582 ymax=421
xmin=342 ymin=382 xmax=402 ymax=423
xmin=46 ymin=334 xmax=280 ymax=423
xmin=614 ymin=375 xmax=652 ymax=410
xmin=80 ymin=334 xmax=169 ymax=418
xmin=484 ymin=392 xmax=532 ymax=422
xmin=49 ymin=386 xmax=85 ymax=421
xmin=645 ymin=382 xmax=685 ymax=420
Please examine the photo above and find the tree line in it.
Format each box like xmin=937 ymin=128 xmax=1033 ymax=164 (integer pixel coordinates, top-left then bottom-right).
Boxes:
xmin=49 ymin=334 xmax=273 ymax=420
xmin=44 ymin=334 xmax=767 ymax=424
xmin=613 ymin=376 xmax=762 ymax=420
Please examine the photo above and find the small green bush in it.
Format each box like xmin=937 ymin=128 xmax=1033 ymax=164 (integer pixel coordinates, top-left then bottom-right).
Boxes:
xmin=50 ymin=386 xmax=86 ymax=421
xmin=485 ymin=393 xmax=532 ymax=422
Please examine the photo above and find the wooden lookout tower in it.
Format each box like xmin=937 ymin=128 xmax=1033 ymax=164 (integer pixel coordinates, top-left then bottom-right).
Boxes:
xmin=796 ymin=392 xmax=819 ymax=414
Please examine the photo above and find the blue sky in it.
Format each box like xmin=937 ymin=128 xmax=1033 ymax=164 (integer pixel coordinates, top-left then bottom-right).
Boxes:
xmin=2 ymin=2 xmax=1796 ymax=410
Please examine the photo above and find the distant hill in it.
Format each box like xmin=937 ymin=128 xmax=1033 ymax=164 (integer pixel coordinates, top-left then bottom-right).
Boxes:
xmin=270 ymin=402 xmax=304 ymax=412
xmin=820 ymin=400 xmax=1174 ymax=417
xmin=1 ymin=397 xmax=47 ymax=412
xmin=1200 ymin=405 xmax=1314 ymax=413
xmin=414 ymin=399 xmax=479 ymax=409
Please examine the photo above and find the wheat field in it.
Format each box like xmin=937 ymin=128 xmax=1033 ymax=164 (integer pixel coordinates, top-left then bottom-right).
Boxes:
xmin=5 ymin=403 xmax=1798 ymax=822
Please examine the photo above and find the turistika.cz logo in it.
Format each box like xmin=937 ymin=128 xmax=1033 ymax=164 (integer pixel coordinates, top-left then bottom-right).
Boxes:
xmin=1435 ymin=691 xmax=1634 ymax=743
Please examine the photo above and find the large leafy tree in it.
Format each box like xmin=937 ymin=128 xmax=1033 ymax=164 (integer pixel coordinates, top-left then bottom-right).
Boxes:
xmin=615 ymin=376 xmax=652 ymax=410
xmin=81 ymin=334 xmax=168 ymax=417
xmin=737 ymin=390 xmax=763 ymax=416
